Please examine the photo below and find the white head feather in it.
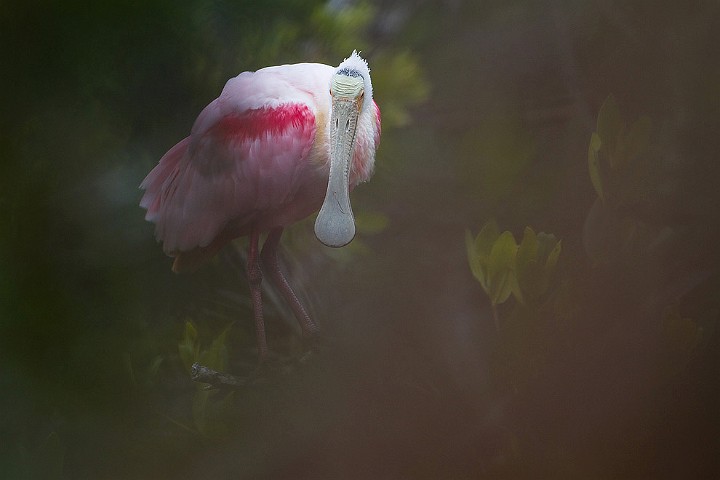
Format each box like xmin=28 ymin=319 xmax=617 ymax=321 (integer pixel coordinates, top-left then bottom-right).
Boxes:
xmin=331 ymin=50 xmax=373 ymax=115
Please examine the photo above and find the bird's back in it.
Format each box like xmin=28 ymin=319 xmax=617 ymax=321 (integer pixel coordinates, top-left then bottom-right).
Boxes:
xmin=140 ymin=63 xmax=335 ymax=269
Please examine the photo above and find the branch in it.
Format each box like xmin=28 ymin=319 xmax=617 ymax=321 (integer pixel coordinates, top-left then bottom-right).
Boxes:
xmin=190 ymin=362 xmax=257 ymax=389
xmin=190 ymin=349 xmax=320 ymax=389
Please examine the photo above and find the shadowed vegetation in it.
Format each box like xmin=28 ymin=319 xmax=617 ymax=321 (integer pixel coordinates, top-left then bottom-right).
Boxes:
xmin=2 ymin=0 xmax=719 ymax=478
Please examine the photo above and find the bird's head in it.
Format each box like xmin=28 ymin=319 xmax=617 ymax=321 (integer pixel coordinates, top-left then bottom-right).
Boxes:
xmin=315 ymin=51 xmax=373 ymax=248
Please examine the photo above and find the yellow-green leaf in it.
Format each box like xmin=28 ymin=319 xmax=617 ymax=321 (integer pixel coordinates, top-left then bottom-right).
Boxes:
xmin=488 ymin=231 xmax=517 ymax=279
xmin=488 ymin=231 xmax=518 ymax=305
xmin=544 ymin=239 xmax=562 ymax=275
xmin=597 ymin=94 xmax=624 ymax=156
xmin=516 ymin=227 xmax=538 ymax=277
xmin=490 ymin=270 xmax=515 ymax=305
xmin=199 ymin=323 xmax=232 ymax=372
xmin=179 ymin=321 xmax=199 ymax=373
xmin=475 ymin=219 xmax=500 ymax=261
xmin=588 ymin=132 xmax=604 ymax=201
xmin=465 ymin=229 xmax=486 ymax=288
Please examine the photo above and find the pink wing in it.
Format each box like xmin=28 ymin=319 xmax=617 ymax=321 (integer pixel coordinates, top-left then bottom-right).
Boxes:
xmin=140 ymin=99 xmax=317 ymax=255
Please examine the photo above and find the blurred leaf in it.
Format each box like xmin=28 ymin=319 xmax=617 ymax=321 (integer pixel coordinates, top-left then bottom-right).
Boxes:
xmin=514 ymin=227 xmax=538 ymax=303
xmin=310 ymin=2 xmax=375 ymax=57
xmin=488 ymin=231 xmax=517 ymax=305
xmin=355 ymin=210 xmax=389 ymax=235
xmin=588 ymin=132 xmax=604 ymax=201
xmin=537 ymin=232 xmax=560 ymax=265
xmin=541 ymin=239 xmax=562 ymax=294
xmin=475 ymin=219 xmax=501 ymax=262
xmin=516 ymin=227 xmax=539 ymax=277
xmin=466 ymin=229 xmax=485 ymax=286
xmin=466 ymin=220 xmax=501 ymax=291
xmin=198 ymin=323 xmax=232 ymax=372
xmin=514 ymin=259 xmax=539 ymax=304
xmin=178 ymin=320 xmax=199 ymax=373
xmin=491 ymin=269 xmax=515 ymax=305
xmin=544 ymin=239 xmax=562 ymax=275
xmin=370 ymin=50 xmax=429 ymax=128
xmin=597 ymin=94 xmax=624 ymax=164
xmin=513 ymin=228 xmax=561 ymax=303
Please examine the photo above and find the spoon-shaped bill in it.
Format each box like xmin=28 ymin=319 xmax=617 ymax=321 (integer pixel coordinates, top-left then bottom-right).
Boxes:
xmin=314 ymin=98 xmax=360 ymax=247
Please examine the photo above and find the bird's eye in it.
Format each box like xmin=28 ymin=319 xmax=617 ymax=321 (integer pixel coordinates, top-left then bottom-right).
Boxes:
xmin=335 ymin=118 xmax=339 ymax=130
xmin=345 ymin=119 xmax=351 ymax=133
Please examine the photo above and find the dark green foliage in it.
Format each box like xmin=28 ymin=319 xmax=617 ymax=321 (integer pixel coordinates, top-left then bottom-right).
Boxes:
xmin=3 ymin=1 xmax=720 ymax=478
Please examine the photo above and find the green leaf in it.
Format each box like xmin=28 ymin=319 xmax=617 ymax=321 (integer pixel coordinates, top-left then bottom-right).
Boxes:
xmin=544 ymin=239 xmax=562 ymax=275
xmin=588 ymin=132 xmax=604 ymax=201
xmin=475 ymin=219 xmax=500 ymax=261
xmin=514 ymin=227 xmax=539 ymax=303
xmin=488 ymin=231 xmax=517 ymax=305
xmin=467 ymin=220 xmax=500 ymax=292
xmin=199 ymin=323 xmax=233 ymax=372
xmin=488 ymin=231 xmax=517 ymax=279
xmin=491 ymin=270 xmax=515 ymax=305
xmin=465 ymin=229 xmax=485 ymax=287
xmin=355 ymin=211 xmax=389 ymax=235
xmin=516 ymin=227 xmax=538 ymax=278
xmin=597 ymin=94 xmax=624 ymax=158
xmin=515 ymin=230 xmax=562 ymax=302
xmin=178 ymin=321 xmax=199 ymax=373
xmin=540 ymin=240 xmax=562 ymax=294
xmin=536 ymin=232 xmax=559 ymax=261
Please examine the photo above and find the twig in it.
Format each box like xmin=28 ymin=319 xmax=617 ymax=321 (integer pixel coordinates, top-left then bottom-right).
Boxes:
xmin=190 ymin=347 xmax=321 ymax=389
xmin=190 ymin=362 xmax=255 ymax=389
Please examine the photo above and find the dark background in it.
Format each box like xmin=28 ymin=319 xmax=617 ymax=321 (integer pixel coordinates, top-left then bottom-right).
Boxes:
xmin=2 ymin=0 xmax=719 ymax=478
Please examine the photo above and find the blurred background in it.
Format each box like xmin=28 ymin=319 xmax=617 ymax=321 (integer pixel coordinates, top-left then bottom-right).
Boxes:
xmin=2 ymin=0 xmax=719 ymax=478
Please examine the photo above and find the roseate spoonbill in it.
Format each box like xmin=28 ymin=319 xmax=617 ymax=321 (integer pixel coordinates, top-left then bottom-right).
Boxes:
xmin=140 ymin=51 xmax=381 ymax=359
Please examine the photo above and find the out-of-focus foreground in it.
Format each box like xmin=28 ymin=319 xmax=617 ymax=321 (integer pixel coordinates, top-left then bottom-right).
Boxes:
xmin=1 ymin=1 xmax=719 ymax=478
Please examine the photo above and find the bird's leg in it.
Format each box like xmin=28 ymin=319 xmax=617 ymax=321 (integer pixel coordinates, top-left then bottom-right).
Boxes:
xmin=247 ymin=228 xmax=268 ymax=360
xmin=261 ymin=227 xmax=320 ymax=340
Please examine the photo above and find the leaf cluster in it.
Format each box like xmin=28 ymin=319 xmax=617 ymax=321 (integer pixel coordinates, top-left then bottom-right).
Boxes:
xmin=466 ymin=220 xmax=561 ymax=308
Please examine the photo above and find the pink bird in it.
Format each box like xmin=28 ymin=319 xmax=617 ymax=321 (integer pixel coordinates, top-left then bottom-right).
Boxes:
xmin=140 ymin=51 xmax=381 ymax=359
